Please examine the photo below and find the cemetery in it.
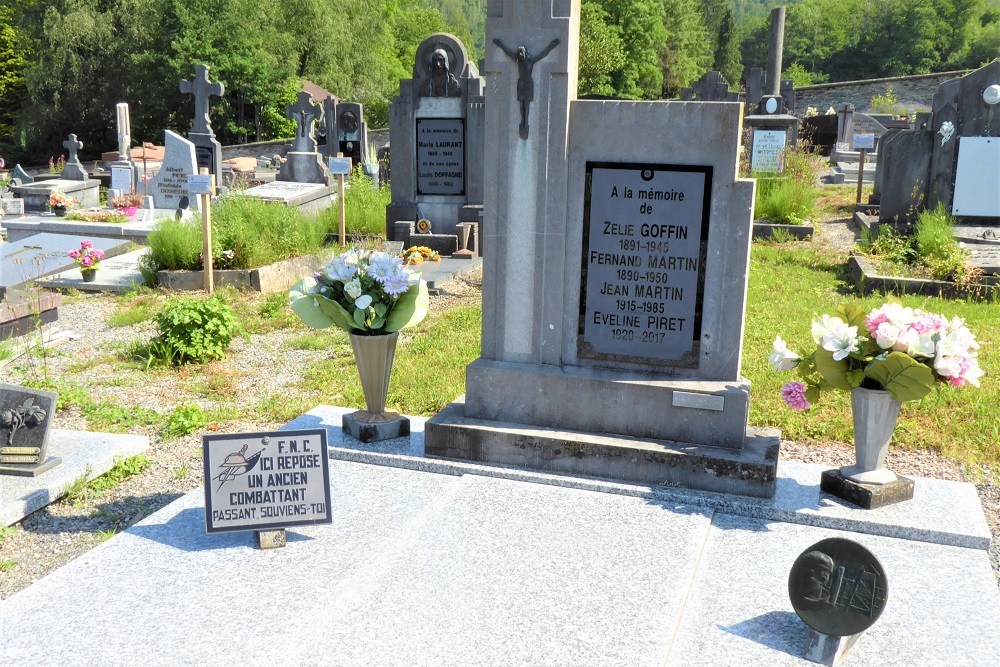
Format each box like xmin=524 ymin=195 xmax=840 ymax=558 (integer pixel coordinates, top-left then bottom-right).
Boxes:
xmin=1 ymin=0 xmax=999 ymax=664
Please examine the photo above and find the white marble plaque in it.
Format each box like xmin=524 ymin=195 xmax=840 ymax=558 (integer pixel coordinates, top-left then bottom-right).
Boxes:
xmin=581 ymin=164 xmax=709 ymax=364
xmin=952 ymin=137 xmax=1000 ymax=217
xmin=416 ymin=118 xmax=465 ymax=195
xmin=751 ymin=130 xmax=786 ymax=173
xmin=110 ymin=166 xmax=132 ymax=192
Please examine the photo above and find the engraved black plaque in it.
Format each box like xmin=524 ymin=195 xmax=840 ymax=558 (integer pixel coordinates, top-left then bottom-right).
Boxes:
xmin=788 ymin=537 xmax=888 ymax=637
xmin=580 ymin=163 xmax=711 ymax=366
xmin=416 ymin=118 xmax=465 ymax=195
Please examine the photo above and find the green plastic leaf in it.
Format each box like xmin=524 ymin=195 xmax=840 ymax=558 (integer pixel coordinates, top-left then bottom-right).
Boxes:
xmin=864 ymin=351 xmax=935 ymax=403
xmin=317 ymin=297 xmax=359 ymax=331
xmin=835 ymin=303 xmax=869 ymax=331
xmin=385 ymin=280 xmax=430 ymax=332
xmin=288 ymin=277 xmax=357 ymax=332
xmin=374 ymin=302 xmax=388 ymax=318
xmin=353 ymin=307 xmax=367 ymax=329
xmin=813 ymin=349 xmax=854 ymax=391
xmin=804 ymin=383 xmax=821 ymax=404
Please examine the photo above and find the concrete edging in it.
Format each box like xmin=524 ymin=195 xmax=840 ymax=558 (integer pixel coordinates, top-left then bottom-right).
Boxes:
xmin=849 ymin=254 xmax=999 ymax=301
xmin=156 ymin=254 xmax=322 ymax=294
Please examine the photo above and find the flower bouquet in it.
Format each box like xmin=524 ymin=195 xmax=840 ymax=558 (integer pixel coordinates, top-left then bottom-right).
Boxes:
xmin=770 ymin=301 xmax=982 ymax=408
xmin=68 ymin=240 xmax=106 ymax=280
xmin=49 ymin=190 xmax=77 ymax=215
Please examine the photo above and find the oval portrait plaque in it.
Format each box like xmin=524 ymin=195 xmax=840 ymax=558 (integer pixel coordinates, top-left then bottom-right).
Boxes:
xmin=788 ymin=537 xmax=888 ymax=637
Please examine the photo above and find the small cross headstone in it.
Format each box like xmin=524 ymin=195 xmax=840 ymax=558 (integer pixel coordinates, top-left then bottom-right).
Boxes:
xmin=180 ymin=64 xmax=225 ymax=136
xmin=287 ymin=90 xmax=322 ymax=153
xmin=60 ymin=134 xmax=89 ymax=181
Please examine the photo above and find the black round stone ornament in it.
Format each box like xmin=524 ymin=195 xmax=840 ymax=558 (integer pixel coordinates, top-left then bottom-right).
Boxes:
xmin=788 ymin=537 xmax=888 ymax=637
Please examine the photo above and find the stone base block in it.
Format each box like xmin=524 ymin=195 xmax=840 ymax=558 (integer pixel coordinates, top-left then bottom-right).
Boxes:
xmin=0 ymin=456 xmax=62 ymax=478
xmin=9 ymin=179 xmax=100 ymax=212
xmin=465 ymin=358 xmax=751 ymax=449
xmin=820 ymin=468 xmax=915 ymax=509
xmin=343 ymin=412 xmax=411 ymax=443
xmin=0 ymin=290 xmax=61 ymax=339
xmin=804 ymin=629 xmax=863 ymax=666
xmin=425 ymin=400 xmax=779 ymax=498
xmin=256 ymin=529 xmax=287 ymax=549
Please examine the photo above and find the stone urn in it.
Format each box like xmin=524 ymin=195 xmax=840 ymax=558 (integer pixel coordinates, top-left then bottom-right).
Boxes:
xmin=840 ymin=387 xmax=902 ymax=484
xmin=348 ymin=332 xmax=399 ymax=423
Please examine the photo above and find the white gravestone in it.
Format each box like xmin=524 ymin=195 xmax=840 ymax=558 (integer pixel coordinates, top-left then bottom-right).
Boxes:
xmin=751 ymin=129 xmax=787 ymax=173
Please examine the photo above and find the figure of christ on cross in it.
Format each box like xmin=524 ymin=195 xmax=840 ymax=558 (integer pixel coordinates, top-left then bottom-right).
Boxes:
xmin=286 ymin=91 xmax=323 ymax=153
xmin=493 ymin=38 xmax=560 ymax=139
xmin=180 ymin=64 xmax=225 ymax=136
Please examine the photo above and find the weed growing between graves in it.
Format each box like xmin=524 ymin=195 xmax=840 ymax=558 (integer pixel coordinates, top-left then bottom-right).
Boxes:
xmin=173 ymin=464 xmax=189 ymax=481
xmin=745 ymin=243 xmax=999 ymax=467
xmin=62 ymin=456 xmax=151 ymax=507
xmin=143 ymin=196 xmax=328 ymax=275
xmin=318 ymin=167 xmax=391 ymax=237
xmin=107 ymin=290 xmax=161 ymax=328
xmin=22 ymin=377 xmax=162 ymax=432
xmin=162 ymin=404 xmax=209 ymax=440
xmin=298 ymin=305 xmax=481 ymax=416
xmin=0 ymin=559 xmax=15 ymax=572
xmin=858 ymin=206 xmax=980 ymax=284
xmin=753 ymin=151 xmax=820 ymax=225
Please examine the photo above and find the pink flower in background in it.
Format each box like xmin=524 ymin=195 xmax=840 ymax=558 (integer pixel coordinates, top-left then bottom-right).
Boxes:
xmin=68 ymin=249 xmax=80 ymax=259
xmin=69 ymin=240 xmax=104 ymax=272
xmin=80 ymin=240 xmax=93 ymax=249
xmin=781 ymin=382 xmax=811 ymax=411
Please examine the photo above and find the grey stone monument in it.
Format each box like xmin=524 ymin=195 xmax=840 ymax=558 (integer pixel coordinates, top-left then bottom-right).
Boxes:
xmin=320 ymin=95 xmax=342 ymax=160
xmin=59 ymin=134 xmax=88 ymax=181
xmin=147 ymin=130 xmax=199 ymax=211
xmin=111 ymin=102 xmax=138 ymax=191
xmin=11 ymin=164 xmax=32 ymax=186
xmin=180 ymin=64 xmax=224 ymax=178
xmin=743 ymin=7 xmax=797 ymax=171
xmin=679 ymin=71 xmax=740 ymax=102
xmin=386 ymin=32 xmax=486 ymax=255
xmin=874 ymin=60 xmax=1000 ymax=224
xmin=0 ymin=383 xmax=60 ymax=477
xmin=335 ymin=102 xmax=367 ymax=169
xmin=424 ymin=0 xmax=777 ymax=498
xmin=277 ymin=90 xmax=329 ymax=185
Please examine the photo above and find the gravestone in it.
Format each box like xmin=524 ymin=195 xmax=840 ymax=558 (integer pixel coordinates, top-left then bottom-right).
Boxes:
xmin=277 ymin=90 xmax=329 ymax=185
xmin=240 ymin=180 xmax=332 ymax=217
xmin=679 ymin=71 xmax=739 ymax=102
xmin=0 ymin=384 xmax=60 ymax=477
xmin=59 ymin=134 xmax=89 ymax=181
xmin=751 ymin=128 xmax=787 ymax=173
xmin=386 ymin=33 xmax=486 ymax=254
xmin=11 ymin=164 xmax=32 ymax=186
xmin=180 ymin=64 xmax=224 ymax=178
xmin=110 ymin=102 xmax=138 ymax=191
xmin=335 ymin=102 xmax=367 ymax=168
xmin=875 ymin=60 xmax=1000 ymax=224
xmin=424 ymin=0 xmax=777 ymax=498
xmin=320 ymin=95 xmax=341 ymax=159
xmin=8 ymin=178 xmax=99 ymax=212
xmin=147 ymin=130 xmax=199 ymax=211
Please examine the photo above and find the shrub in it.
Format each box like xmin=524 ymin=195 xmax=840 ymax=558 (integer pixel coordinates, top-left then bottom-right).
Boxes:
xmin=914 ymin=205 xmax=975 ymax=283
xmin=319 ymin=167 xmax=390 ymax=237
xmin=151 ymin=296 xmax=240 ymax=365
xmin=162 ymin=404 xmax=209 ymax=439
xmin=146 ymin=218 xmax=203 ymax=271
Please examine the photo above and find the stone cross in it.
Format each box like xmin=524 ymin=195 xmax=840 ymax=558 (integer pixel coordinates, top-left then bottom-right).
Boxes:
xmin=63 ymin=134 xmax=82 ymax=163
xmin=836 ymin=103 xmax=855 ymax=143
xmin=116 ymin=103 xmax=131 ymax=158
xmin=180 ymin=64 xmax=225 ymax=136
xmin=286 ymin=90 xmax=322 ymax=153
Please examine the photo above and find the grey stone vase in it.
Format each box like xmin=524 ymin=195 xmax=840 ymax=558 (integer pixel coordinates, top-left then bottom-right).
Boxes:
xmin=349 ymin=332 xmax=399 ymax=422
xmin=840 ymin=387 xmax=902 ymax=485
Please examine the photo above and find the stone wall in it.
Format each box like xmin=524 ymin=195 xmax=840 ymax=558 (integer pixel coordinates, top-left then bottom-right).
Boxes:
xmin=220 ymin=129 xmax=389 ymax=160
xmin=794 ymin=70 xmax=970 ymax=115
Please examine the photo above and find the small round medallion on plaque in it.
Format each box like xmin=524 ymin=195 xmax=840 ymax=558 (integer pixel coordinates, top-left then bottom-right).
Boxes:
xmin=416 ymin=218 xmax=432 ymax=234
xmin=788 ymin=537 xmax=888 ymax=637
xmin=765 ymin=97 xmax=779 ymax=114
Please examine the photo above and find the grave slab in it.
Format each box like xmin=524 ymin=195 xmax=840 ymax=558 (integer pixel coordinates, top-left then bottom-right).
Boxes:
xmin=241 ymin=180 xmax=332 ymax=216
xmin=1 ymin=233 xmax=131 ymax=298
xmin=37 ymin=248 xmax=148 ymax=292
xmin=0 ymin=429 xmax=150 ymax=527
xmin=0 ymin=459 xmax=713 ymax=666
xmin=8 ymin=178 xmax=100 ymax=212
xmin=665 ymin=515 xmax=1000 ymax=666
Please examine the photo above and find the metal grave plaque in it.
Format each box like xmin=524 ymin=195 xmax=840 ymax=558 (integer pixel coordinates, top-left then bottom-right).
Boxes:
xmin=416 ymin=118 xmax=465 ymax=195
xmin=203 ymin=428 xmax=332 ymax=533
xmin=788 ymin=537 xmax=888 ymax=637
xmin=0 ymin=383 xmax=59 ymax=476
xmin=751 ymin=129 xmax=787 ymax=173
xmin=580 ymin=163 xmax=711 ymax=367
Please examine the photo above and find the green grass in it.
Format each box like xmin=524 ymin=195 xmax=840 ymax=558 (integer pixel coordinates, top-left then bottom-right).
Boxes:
xmin=318 ymin=167 xmax=390 ymax=236
xmin=753 ymin=152 xmax=821 ymax=225
xmin=0 ymin=558 xmax=15 ymax=572
xmin=299 ymin=305 xmax=481 ymax=416
xmin=745 ymin=243 xmax=999 ymax=467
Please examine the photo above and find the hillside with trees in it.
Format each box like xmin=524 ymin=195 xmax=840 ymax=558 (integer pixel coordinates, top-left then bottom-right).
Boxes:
xmin=0 ymin=0 xmax=997 ymax=163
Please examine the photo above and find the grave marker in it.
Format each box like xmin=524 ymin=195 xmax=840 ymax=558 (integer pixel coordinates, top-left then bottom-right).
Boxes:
xmin=179 ymin=64 xmax=224 ymax=178
xmin=147 ymin=130 xmax=199 ymax=211
xmin=60 ymin=134 xmax=88 ymax=181
xmin=276 ymin=90 xmax=329 ymax=185
xmin=751 ymin=129 xmax=786 ymax=173
xmin=203 ymin=429 xmax=332 ymax=543
xmin=0 ymin=384 xmax=60 ymax=477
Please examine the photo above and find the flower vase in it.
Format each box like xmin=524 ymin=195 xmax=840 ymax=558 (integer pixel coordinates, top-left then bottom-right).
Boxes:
xmin=349 ymin=332 xmax=399 ymax=423
xmin=840 ymin=388 xmax=901 ymax=484
xmin=81 ymin=268 xmax=97 ymax=283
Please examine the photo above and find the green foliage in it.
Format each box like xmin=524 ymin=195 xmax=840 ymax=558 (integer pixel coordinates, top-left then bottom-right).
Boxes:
xmin=87 ymin=454 xmax=151 ymax=493
xmin=0 ymin=558 xmax=15 ymax=572
xmin=328 ymin=168 xmax=391 ymax=236
xmin=864 ymin=351 xmax=936 ymax=403
xmin=162 ymin=403 xmax=209 ymax=439
xmin=151 ymin=296 xmax=241 ymax=365
xmin=146 ymin=219 xmax=204 ymax=272
xmin=914 ymin=205 xmax=976 ymax=282
xmin=869 ymin=87 xmax=900 ymax=114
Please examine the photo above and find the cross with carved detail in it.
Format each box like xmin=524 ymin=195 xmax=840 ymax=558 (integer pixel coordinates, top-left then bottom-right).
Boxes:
xmin=62 ymin=134 xmax=83 ymax=163
xmin=180 ymin=64 xmax=225 ymax=135
xmin=286 ymin=91 xmax=323 ymax=153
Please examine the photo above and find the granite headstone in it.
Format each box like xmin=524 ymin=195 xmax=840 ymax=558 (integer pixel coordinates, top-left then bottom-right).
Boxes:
xmin=147 ymin=130 xmax=199 ymax=211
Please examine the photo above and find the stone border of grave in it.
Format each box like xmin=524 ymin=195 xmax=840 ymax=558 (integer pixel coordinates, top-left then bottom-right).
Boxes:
xmin=848 ymin=254 xmax=1000 ymax=302
xmin=751 ymin=221 xmax=814 ymax=240
xmin=156 ymin=255 xmax=322 ymax=294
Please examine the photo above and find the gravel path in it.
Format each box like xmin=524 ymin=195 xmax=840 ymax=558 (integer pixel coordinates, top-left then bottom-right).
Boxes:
xmin=2 ymin=244 xmax=997 ymax=599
